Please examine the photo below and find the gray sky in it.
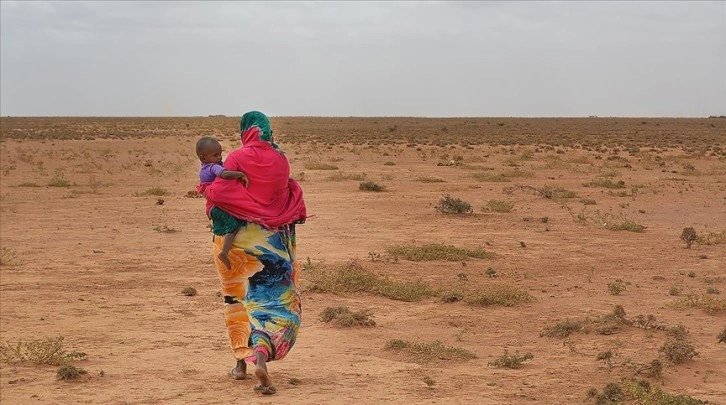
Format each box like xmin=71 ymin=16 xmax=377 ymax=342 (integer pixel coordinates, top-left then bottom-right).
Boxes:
xmin=1 ymin=1 xmax=724 ymax=117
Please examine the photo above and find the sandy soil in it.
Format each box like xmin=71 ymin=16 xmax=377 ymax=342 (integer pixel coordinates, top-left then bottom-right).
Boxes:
xmin=1 ymin=122 xmax=725 ymax=404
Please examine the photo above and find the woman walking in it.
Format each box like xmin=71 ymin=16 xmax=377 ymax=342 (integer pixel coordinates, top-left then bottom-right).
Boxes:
xmin=203 ymin=111 xmax=307 ymax=395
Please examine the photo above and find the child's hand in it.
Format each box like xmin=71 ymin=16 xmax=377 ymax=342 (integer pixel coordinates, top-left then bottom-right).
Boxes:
xmin=240 ymin=174 xmax=249 ymax=187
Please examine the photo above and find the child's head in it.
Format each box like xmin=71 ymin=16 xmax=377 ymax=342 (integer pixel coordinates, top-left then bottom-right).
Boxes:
xmin=196 ymin=137 xmax=223 ymax=164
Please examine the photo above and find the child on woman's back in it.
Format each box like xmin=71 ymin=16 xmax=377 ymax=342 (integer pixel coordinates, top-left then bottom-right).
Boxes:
xmin=196 ymin=136 xmax=248 ymax=269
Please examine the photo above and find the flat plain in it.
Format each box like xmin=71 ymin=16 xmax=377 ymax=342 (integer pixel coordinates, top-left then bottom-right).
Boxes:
xmin=1 ymin=116 xmax=725 ymax=404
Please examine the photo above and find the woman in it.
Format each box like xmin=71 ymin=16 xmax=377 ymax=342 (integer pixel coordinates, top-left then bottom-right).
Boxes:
xmin=204 ymin=111 xmax=307 ymax=395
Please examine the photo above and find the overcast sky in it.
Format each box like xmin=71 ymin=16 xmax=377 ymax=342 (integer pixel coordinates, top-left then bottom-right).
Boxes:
xmin=1 ymin=1 xmax=724 ymax=117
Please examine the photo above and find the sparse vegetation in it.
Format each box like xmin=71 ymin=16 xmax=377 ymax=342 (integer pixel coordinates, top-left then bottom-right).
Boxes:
xmin=384 ymin=339 xmax=476 ymax=364
xmin=306 ymin=259 xmax=436 ymax=302
xmin=304 ymin=161 xmax=339 ymax=170
xmin=681 ymin=227 xmax=698 ymax=249
xmin=48 ymin=171 xmax=71 ymax=187
xmin=326 ymin=172 xmax=367 ymax=181
xmin=540 ymin=319 xmax=589 ymax=338
xmin=588 ymin=379 xmax=705 ymax=404
xmin=136 ymin=187 xmax=169 ymax=196
xmin=668 ymin=294 xmax=726 ymax=315
xmin=608 ymin=281 xmax=626 ymax=295
xmin=320 ymin=306 xmax=375 ymax=327
xmin=473 ymin=172 xmax=510 ymax=182
xmin=464 ymin=284 xmax=533 ymax=307
xmin=359 ymin=181 xmax=386 ymax=192
xmin=181 ymin=287 xmax=197 ymax=296
xmin=487 ymin=349 xmax=534 ymax=369
xmin=484 ymin=199 xmax=515 ymax=213
xmin=57 ymin=364 xmax=88 ymax=380
xmin=585 ymin=177 xmax=626 ymax=189
xmin=385 ymin=243 xmax=493 ymax=262
xmin=697 ymin=230 xmax=725 ymax=246
xmin=0 ymin=336 xmax=86 ymax=366
xmin=415 ymin=176 xmax=445 ymax=183
xmin=659 ymin=339 xmax=699 ymax=364
xmin=0 ymin=247 xmax=18 ymax=266
xmin=154 ymin=225 xmax=179 ymax=233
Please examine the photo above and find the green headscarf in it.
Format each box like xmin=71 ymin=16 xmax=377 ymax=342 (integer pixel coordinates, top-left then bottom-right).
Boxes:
xmin=240 ymin=111 xmax=282 ymax=152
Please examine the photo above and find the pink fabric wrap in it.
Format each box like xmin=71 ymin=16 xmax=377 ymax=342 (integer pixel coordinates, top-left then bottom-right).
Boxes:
xmin=203 ymin=127 xmax=307 ymax=229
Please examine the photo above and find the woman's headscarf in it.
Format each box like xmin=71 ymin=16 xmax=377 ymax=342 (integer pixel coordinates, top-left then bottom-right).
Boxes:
xmin=240 ymin=111 xmax=282 ymax=153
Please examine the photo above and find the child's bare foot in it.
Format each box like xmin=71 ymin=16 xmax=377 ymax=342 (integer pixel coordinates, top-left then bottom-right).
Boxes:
xmin=229 ymin=360 xmax=247 ymax=380
xmin=253 ymin=351 xmax=275 ymax=395
xmin=218 ymin=252 xmax=231 ymax=269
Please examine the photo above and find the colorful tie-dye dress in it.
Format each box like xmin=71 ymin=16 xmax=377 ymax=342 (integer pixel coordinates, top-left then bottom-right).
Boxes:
xmin=213 ymin=222 xmax=301 ymax=363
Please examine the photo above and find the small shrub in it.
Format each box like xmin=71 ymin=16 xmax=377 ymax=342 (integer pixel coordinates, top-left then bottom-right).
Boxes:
xmin=541 ymin=185 xmax=577 ymax=199
xmin=706 ymin=287 xmax=720 ymax=295
xmin=48 ymin=171 xmax=71 ymax=187
xmin=16 ymin=182 xmax=41 ymax=187
xmin=320 ymin=306 xmax=375 ymax=327
xmin=181 ymin=287 xmax=197 ymax=296
xmin=680 ymin=227 xmax=697 ymax=249
xmin=383 ymin=161 xmax=396 ymax=166
xmin=0 ymin=336 xmax=86 ymax=366
xmin=435 ymin=194 xmax=473 ymax=214
xmin=359 ymin=181 xmax=386 ymax=192
xmin=608 ymin=281 xmax=626 ymax=295
xmin=423 ymin=376 xmax=435 ymax=388
xmin=718 ymin=328 xmax=726 ymax=343
xmin=487 ymin=349 xmax=534 ymax=369
xmin=540 ymin=319 xmax=589 ymax=338
xmin=580 ymin=199 xmax=597 ymax=205
xmin=484 ymin=199 xmax=514 ymax=213
xmin=669 ymin=286 xmax=682 ymax=296
xmin=667 ymin=324 xmax=689 ymax=340
xmin=57 ymin=364 xmax=88 ymax=380
xmin=659 ymin=339 xmax=699 ymax=364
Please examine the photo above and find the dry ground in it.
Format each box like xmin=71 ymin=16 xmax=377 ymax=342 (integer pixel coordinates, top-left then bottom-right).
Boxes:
xmin=0 ymin=117 xmax=725 ymax=404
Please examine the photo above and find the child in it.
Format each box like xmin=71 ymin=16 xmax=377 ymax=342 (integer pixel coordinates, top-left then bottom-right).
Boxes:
xmin=196 ymin=136 xmax=248 ymax=269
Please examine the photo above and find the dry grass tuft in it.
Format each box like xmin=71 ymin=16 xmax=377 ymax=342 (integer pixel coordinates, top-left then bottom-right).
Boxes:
xmin=319 ymin=306 xmax=375 ymax=327
xmin=305 ymin=260 xmax=436 ymax=302
xmin=668 ymin=294 xmax=726 ymax=315
xmin=384 ymin=339 xmax=476 ymax=364
xmin=385 ymin=243 xmax=493 ymax=262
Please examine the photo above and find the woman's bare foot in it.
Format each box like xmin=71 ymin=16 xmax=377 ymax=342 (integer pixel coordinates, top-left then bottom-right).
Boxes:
xmin=229 ymin=359 xmax=247 ymax=380
xmin=218 ymin=251 xmax=231 ymax=270
xmin=253 ymin=351 xmax=276 ymax=395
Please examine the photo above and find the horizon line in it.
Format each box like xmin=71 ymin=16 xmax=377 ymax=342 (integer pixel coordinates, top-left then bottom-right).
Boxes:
xmin=2 ymin=115 xmax=724 ymax=119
